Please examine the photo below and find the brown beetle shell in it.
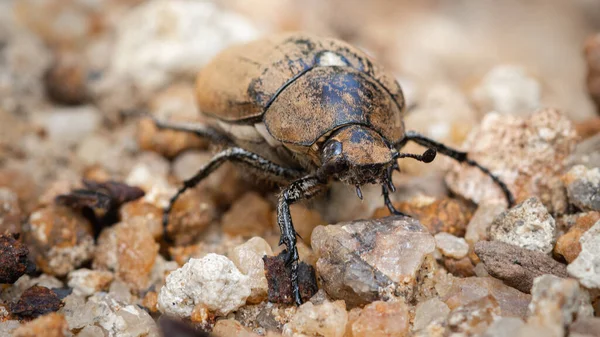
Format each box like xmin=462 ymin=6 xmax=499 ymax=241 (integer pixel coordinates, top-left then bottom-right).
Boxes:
xmin=197 ymin=33 xmax=404 ymax=119
xmin=264 ymin=66 xmax=403 ymax=147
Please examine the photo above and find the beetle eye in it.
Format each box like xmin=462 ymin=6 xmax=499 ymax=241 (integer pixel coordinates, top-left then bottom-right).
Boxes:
xmin=323 ymin=140 xmax=343 ymax=158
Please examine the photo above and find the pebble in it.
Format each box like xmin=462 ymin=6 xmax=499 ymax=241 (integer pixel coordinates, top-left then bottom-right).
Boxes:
xmin=229 ymin=237 xmax=273 ymax=304
xmin=119 ymin=199 xmax=163 ymax=240
xmin=554 ymin=211 xmax=600 ymax=263
xmin=488 ymin=197 xmax=556 ymax=255
xmin=75 ymin=134 xmax=132 ymax=176
xmin=263 ymin=250 xmax=318 ymax=304
xmin=563 ymin=165 xmax=600 ymax=211
xmin=0 ymin=26 xmax=52 ymax=114
xmin=569 ymin=317 xmax=600 ymax=337
xmin=0 ymin=321 xmax=20 ymax=336
xmin=44 ymin=50 xmax=89 ymax=105
xmin=413 ymin=298 xmax=450 ymax=332
xmin=61 ymin=292 xmax=159 ymax=337
xmin=447 ymin=295 xmax=501 ymax=336
xmin=138 ymin=84 xmax=209 ymax=157
xmin=169 ymin=235 xmax=245 ymax=266
xmin=465 ymin=201 xmax=506 ymax=245
xmin=108 ymin=280 xmax=132 ymax=304
xmin=434 ymin=232 xmax=469 ymax=259
xmin=125 ymin=159 xmax=175 ymax=210
xmin=445 ymin=108 xmax=577 ymax=213
xmin=166 ymin=188 xmax=217 ymax=245
xmin=13 ymin=0 xmax=126 ymax=47
xmin=475 ymin=241 xmax=568 ymax=293
xmin=137 ymin=117 xmax=207 ymax=159
xmin=0 ymin=274 xmax=63 ymax=303
xmin=158 ymin=253 xmax=251 ymax=318
xmin=0 ymin=187 xmax=22 ymax=234
xmin=443 ymin=256 xmax=476 ymax=278
xmin=213 ymin=319 xmax=260 ymax=337
xmin=67 ymin=269 xmax=114 ymax=297
xmin=349 ymin=300 xmax=410 ymax=337
xmin=372 ymin=196 xmax=473 ymax=236
xmin=480 ymin=317 xmax=525 ymax=337
xmin=77 ymin=326 xmax=107 ymax=337
xmin=148 ymin=255 xmax=178 ymax=289
xmin=403 ymin=84 xmax=478 ymax=152
xmin=93 ymin=218 xmax=159 ymax=291
xmin=24 ymin=205 xmax=95 ymax=276
xmin=575 ymin=117 xmax=600 ymax=140
xmin=12 ymin=312 xmax=68 ymax=337
xmin=311 ymin=216 xmax=435 ymax=307
xmin=567 ymin=220 xmax=600 ymax=289
xmin=35 ymin=105 xmax=101 ymax=147
xmin=172 ymin=150 xmax=213 ymax=182
xmin=527 ymin=275 xmax=593 ymax=336
xmin=283 ymin=299 xmax=347 ymax=337
xmin=0 ymin=168 xmax=40 ymax=214
xmin=97 ymin=0 xmax=259 ymax=109
xmin=567 ymin=133 xmax=600 ymax=170
xmin=438 ymin=276 xmax=531 ymax=319
xmin=10 ymin=285 xmax=63 ymax=319
xmin=471 ymin=65 xmax=541 ymax=115
xmin=222 ymin=192 xmax=273 ymax=237
xmin=0 ymin=233 xmax=30 ymax=284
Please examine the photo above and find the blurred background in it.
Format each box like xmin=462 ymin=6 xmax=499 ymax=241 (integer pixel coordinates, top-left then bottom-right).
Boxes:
xmin=1 ymin=0 xmax=599 ymax=213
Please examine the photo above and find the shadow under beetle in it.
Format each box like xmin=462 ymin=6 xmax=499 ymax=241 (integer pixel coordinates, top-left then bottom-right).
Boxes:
xmin=154 ymin=33 xmax=514 ymax=306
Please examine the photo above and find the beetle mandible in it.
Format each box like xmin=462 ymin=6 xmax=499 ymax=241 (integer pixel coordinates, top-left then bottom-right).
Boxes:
xmin=153 ymin=33 xmax=514 ymax=306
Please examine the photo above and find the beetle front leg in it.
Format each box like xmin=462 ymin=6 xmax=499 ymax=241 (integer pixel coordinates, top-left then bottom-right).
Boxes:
xmin=164 ymin=147 xmax=303 ymax=240
xmin=396 ymin=131 xmax=515 ymax=207
xmin=277 ymin=176 xmax=325 ymax=306
xmin=381 ymin=184 xmax=407 ymax=216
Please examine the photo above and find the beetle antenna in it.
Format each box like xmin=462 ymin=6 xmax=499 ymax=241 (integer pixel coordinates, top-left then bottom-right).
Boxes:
xmin=355 ymin=185 xmax=363 ymax=200
xmin=394 ymin=148 xmax=436 ymax=163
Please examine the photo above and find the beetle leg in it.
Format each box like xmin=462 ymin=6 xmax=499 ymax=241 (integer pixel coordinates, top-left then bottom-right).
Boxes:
xmin=397 ymin=131 xmax=515 ymax=207
xmin=151 ymin=117 xmax=231 ymax=145
xmin=381 ymin=183 xmax=407 ymax=216
xmin=164 ymin=147 xmax=303 ymax=240
xmin=277 ymin=175 xmax=325 ymax=306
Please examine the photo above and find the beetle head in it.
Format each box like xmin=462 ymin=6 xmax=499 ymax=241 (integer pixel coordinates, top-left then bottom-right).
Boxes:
xmin=318 ymin=125 xmax=394 ymax=186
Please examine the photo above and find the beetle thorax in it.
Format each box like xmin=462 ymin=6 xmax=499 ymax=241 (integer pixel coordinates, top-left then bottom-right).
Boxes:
xmin=317 ymin=125 xmax=394 ymax=186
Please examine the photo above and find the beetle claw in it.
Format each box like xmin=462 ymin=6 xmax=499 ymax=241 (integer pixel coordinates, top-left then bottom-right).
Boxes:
xmin=283 ymin=248 xmax=298 ymax=267
xmin=355 ymin=185 xmax=363 ymax=200
xmin=388 ymin=179 xmax=396 ymax=193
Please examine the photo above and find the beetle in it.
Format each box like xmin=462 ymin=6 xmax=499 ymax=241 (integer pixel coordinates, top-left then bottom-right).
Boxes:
xmin=153 ymin=32 xmax=514 ymax=306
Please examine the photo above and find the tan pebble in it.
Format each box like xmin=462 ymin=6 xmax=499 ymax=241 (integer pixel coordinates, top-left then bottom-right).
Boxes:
xmin=351 ymin=301 xmax=410 ymax=337
xmin=94 ymin=218 xmax=158 ymax=291
xmin=142 ymin=291 xmax=159 ymax=313
xmin=25 ymin=205 xmax=94 ymax=277
xmin=222 ymin=192 xmax=272 ymax=237
xmin=137 ymin=117 xmax=207 ymax=158
xmin=554 ymin=211 xmax=600 ymax=262
xmin=372 ymin=196 xmax=474 ymax=236
xmin=12 ymin=313 xmax=67 ymax=337
xmin=212 ymin=319 xmax=259 ymax=337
